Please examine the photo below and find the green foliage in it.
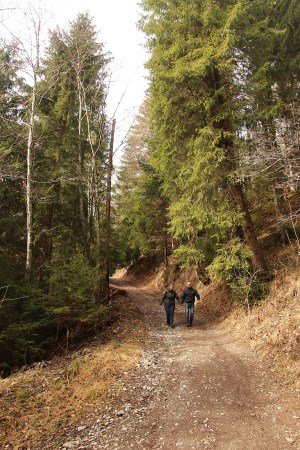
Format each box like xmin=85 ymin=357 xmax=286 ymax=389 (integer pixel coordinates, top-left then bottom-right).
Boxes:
xmin=173 ymin=244 xmax=205 ymax=269
xmin=50 ymin=250 xmax=107 ymax=327
xmin=115 ymin=0 xmax=299 ymax=283
xmin=0 ymin=1 xmax=299 ymax=377
xmin=208 ymin=239 xmax=252 ymax=283
xmin=117 ymin=166 xmax=167 ymax=261
xmin=0 ymin=14 xmax=110 ymax=375
xmin=0 ymin=284 xmax=55 ymax=376
xmin=208 ymin=239 xmax=266 ymax=303
xmin=114 ymin=101 xmax=169 ymax=268
xmin=140 ymin=0 xmax=247 ymax=273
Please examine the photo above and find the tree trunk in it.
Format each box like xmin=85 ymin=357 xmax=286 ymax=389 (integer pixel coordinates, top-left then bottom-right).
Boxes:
xmin=38 ymin=113 xmax=68 ymax=288
xmin=231 ymin=182 xmax=268 ymax=274
xmin=94 ymin=163 xmax=101 ymax=262
xmin=263 ymin=120 xmax=290 ymax=243
xmin=207 ymin=65 xmax=268 ymax=275
xmin=24 ymin=9 xmax=41 ymax=281
xmin=164 ymin=234 xmax=169 ymax=270
xmin=77 ymin=81 xmax=89 ymax=259
xmin=163 ymin=200 xmax=169 ymax=269
xmin=104 ymin=119 xmax=116 ymax=303
xmin=25 ymin=76 xmax=37 ymax=280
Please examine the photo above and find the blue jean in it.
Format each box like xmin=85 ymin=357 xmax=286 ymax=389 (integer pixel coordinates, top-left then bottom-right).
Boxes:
xmin=185 ymin=303 xmax=194 ymax=325
xmin=164 ymin=303 xmax=175 ymax=325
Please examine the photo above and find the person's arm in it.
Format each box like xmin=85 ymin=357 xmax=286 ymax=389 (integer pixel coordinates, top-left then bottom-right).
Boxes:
xmin=175 ymin=291 xmax=181 ymax=304
xmin=160 ymin=292 xmax=167 ymax=305
xmin=195 ymin=290 xmax=200 ymax=301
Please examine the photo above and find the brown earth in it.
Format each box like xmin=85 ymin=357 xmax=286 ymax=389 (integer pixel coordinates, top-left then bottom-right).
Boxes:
xmin=53 ymin=275 xmax=299 ymax=449
xmin=1 ymin=274 xmax=299 ymax=449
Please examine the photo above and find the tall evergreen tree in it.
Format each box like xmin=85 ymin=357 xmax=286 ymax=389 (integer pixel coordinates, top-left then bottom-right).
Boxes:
xmin=38 ymin=13 xmax=109 ymax=274
xmin=0 ymin=13 xmax=110 ymax=374
xmin=114 ymin=101 xmax=169 ymax=268
xmin=141 ymin=0 xmax=269 ymax=274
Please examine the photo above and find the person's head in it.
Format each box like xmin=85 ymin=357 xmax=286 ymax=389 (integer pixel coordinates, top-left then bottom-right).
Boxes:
xmin=187 ymin=281 xmax=191 ymax=288
xmin=169 ymin=284 xmax=174 ymax=290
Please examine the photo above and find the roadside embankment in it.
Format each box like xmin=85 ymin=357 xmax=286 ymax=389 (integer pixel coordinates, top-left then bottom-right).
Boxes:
xmin=150 ymin=259 xmax=300 ymax=385
xmin=225 ymin=269 xmax=300 ymax=385
xmin=0 ymin=292 xmax=145 ymax=449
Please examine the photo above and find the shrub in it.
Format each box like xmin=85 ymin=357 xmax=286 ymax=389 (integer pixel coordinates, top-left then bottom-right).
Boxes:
xmin=208 ymin=238 xmax=266 ymax=304
xmin=49 ymin=250 xmax=108 ymax=339
xmin=0 ymin=286 xmax=55 ymax=376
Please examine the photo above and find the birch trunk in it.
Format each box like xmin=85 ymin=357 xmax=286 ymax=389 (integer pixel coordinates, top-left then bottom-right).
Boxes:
xmin=25 ymin=79 xmax=36 ymax=279
xmin=25 ymin=16 xmax=40 ymax=279
xmin=104 ymin=119 xmax=116 ymax=302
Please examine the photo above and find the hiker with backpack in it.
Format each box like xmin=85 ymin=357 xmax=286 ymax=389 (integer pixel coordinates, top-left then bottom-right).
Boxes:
xmin=181 ymin=281 xmax=200 ymax=327
xmin=160 ymin=284 xmax=181 ymax=328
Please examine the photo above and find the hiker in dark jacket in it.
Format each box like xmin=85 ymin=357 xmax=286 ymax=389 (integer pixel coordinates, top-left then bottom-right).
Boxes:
xmin=160 ymin=284 xmax=181 ymax=328
xmin=181 ymin=281 xmax=200 ymax=327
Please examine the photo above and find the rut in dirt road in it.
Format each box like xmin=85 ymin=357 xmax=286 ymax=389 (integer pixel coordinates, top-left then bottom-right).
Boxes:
xmin=63 ymin=278 xmax=299 ymax=450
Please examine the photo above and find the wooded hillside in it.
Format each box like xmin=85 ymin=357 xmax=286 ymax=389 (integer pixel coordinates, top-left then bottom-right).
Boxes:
xmin=115 ymin=0 xmax=299 ymax=296
xmin=0 ymin=0 xmax=299 ymax=377
xmin=0 ymin=12 xmax=113 ymax=375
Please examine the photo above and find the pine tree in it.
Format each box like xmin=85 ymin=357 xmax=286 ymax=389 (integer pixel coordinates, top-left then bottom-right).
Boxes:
xmin=0 ymin=13 xmax=110 ymax=373
xmin=114 ymin=101 xmax=169 ymax=268
xmin=37 ymin=13 xmax=109 ymax=285
xmin=0 ymin=43 xmax=25 ymax=267
xmin=141 ymin=0 xmax=268 ymax=274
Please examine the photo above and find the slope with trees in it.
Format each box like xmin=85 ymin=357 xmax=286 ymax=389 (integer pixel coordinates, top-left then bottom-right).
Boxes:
xmin=0 ymin=0 xmax=299 ymax=377
xmin=114 ymin=0 xmax=299 ymax=299
xmin=0 ymin=12 xmax=111 ymax=375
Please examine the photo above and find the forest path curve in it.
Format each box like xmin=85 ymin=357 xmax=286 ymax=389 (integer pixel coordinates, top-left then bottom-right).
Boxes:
xmin=63 ymin=276 xmax=299 ymax=450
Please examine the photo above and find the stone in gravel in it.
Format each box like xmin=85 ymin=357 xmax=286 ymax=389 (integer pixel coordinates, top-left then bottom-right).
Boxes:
xmin=116 ymin=410 xmax=125 ymax=417
xmin=77 ymin=425 xmax=87 ymax=431
xmin=63 ymin=441 xmax=79 ymax=449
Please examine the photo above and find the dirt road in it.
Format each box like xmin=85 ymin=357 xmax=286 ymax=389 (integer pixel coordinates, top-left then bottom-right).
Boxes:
xmin=61 ymin=277 xmax=299 ymax=450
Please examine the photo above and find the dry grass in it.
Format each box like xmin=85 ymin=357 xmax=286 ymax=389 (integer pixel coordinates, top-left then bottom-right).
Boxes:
xmin=0 ymin=295 xmax=145 ymax=449
xmin=225 ymin=268 xmax=300 ymax=386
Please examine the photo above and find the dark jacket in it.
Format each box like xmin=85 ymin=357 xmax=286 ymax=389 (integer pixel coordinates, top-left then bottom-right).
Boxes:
xmin=160 ymin=289 xmax=180 ymax=306
xmin=181 ymin=287 xmax=200 ymax=304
